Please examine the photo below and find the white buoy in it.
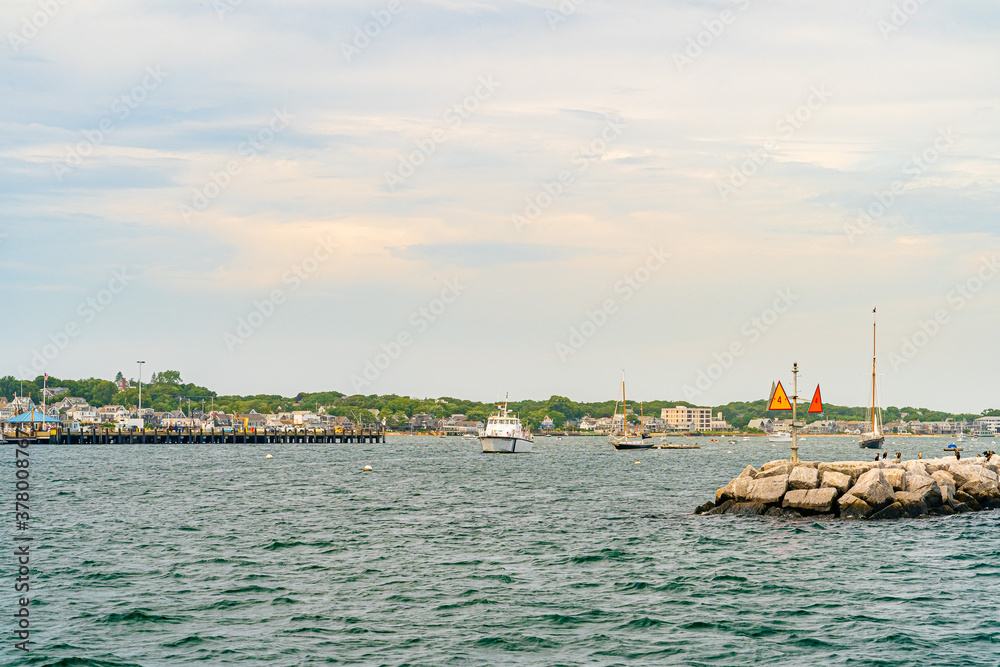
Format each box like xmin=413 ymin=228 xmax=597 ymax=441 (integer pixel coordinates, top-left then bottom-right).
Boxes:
xmin=727 ymin=450 xmax=733 ymax=454
xmin=634 ymin=461 xmax=641 ymax=465
xmin=363 ymin=465 xmax=373 ymax=472
xmin=265 ymin=454 xmax=273 ymax=459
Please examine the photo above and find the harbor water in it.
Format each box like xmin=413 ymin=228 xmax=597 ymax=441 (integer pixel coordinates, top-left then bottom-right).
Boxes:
xmin=3 ymin=435 xmax=999 ymax=665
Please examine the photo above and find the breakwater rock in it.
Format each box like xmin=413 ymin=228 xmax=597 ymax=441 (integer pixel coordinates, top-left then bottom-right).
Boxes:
xmin=695 ymin=454 xmax=1000 ymax=519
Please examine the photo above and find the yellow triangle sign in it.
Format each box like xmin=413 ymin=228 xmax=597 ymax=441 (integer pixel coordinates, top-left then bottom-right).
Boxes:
xmin=768 ymin=381 xmax=792 ymax=411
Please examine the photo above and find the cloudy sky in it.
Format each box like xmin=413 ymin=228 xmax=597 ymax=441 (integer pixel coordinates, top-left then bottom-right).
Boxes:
xmin=2 ymin=0 xmax=998 ymax=412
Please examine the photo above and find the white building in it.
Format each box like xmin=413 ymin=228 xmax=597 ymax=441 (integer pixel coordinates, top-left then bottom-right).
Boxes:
xmin=973 ymin=416 xmax=1000 ymax=436
xmin=662 ymin=405 xmax=713 ymax=432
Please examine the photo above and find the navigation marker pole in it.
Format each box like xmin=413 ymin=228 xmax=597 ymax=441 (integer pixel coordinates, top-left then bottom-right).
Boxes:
xmin=791 ymin=363 xmax=799 ymax=463
xmin=768 ymin=364 xmax=823 ymax=464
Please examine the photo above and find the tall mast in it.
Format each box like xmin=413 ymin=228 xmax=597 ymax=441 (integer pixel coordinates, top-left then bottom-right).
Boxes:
xmin=871 ymin=308 xmax=877 ymax=434
xmin=621 ymin=371 xmax=626 ymax=434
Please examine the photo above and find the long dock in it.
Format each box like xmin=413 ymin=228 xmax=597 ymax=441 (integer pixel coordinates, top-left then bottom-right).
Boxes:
xmin=1 ymin=425 xmax=385 ymax=446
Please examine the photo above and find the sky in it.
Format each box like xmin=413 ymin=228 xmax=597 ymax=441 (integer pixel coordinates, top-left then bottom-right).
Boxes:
xmin=2 ymin=0 xmax=999 ymax=413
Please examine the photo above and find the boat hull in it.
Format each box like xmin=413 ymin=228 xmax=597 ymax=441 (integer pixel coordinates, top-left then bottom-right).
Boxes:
xmin=609 ymin=435 xmax=654 ymax=450
xmin=480 ymin=436 xmax=533 ymax=453
xmin=859 ymin=436 xmax=884 ymax=449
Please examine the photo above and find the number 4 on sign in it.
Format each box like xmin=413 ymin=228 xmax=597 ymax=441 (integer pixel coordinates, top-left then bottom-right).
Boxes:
xmin=768 ymin=381 xmax=792 ymax=411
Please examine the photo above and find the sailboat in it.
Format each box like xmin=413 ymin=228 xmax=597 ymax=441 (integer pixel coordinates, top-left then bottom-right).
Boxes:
xmin=608 ymin=372 xmax=653 ymax=450
xmin=859 ymin=308 xmax=885 ymax=449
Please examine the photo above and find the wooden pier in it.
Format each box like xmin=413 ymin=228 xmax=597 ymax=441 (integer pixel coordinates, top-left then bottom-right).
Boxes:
xmin=1 ymin=425 xmax=385 ymax=446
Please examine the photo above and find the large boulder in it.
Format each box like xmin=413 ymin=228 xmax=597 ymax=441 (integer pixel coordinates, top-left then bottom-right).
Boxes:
xmin=715 ymin=479 xmax=735 ymax=503
xmin=788 ymin=466 xmax=820 ymax=490
xmin=764 ymin=506 xmax=801 ymax=519
xmin=953 ymin=490 xmax=981 ymax=512
xmin=821 ymin=470 xmax=852 ymax=495
xmin=846 ymin=468 xmax=896 ymax=510
xmin=950 ymin=464 xmax=999 ymax=487
xmin=746 ymin=474 xmax=789 ymax=505
xmin=756 ymin=461 xmax=793 ymax=479
xmin=705 ymin=499 xmax=734 ymax=515
xmin=948 ymin=499 xmax=971 ymax=513
xmin=732 ymin=476 xmax=754 ymax=501
xmin=932 ymin=471 xmax=956 ymax=503
xmin=841 ymin=497 xmax=874 ymax=519
xmin=782 ymin=487 xmax=838 ymax=513
xmin=819 ymin=461 xmax=875 ymax=486
xmin=717 ymin=473 xmax=757 ymax=503
xmin=893 ymin=491 xmax=929 ymax=518
xmin=694 ymin=501 xmax=715 ymax=514
xmin=738 ymin=464 xmax=759 ymax=479
xmin=881 ymin=468 xmax=907 ymax=492
xmin=724 ymin=501 xmax=770 ymax=516
xmin=906 ymin=478 xmax=943 ymax=507
xmin=870 ymin=502 xmax=906 ymax=520
xmin=904 ymin=460 xmax=929 ymax=476
xmin=906 ymin=473 xmax=936 ymax=492
xmin=959 ymin=479 xmax=998 ymax=502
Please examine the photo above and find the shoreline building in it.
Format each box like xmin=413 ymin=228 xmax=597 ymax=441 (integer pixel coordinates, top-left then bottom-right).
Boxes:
xmin=662 ymin=405 xmax=712 ymax=432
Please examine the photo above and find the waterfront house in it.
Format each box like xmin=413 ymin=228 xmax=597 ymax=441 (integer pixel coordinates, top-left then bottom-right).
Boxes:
xmin=746 ymin=418 xmax=774 ymax=433
xmin=456 ymin=420 xmax=483 ymax=434
xmin=291 ymin=411 xmax=319 ymax=426
xmin=67 ymin=404 xmax=98 ymax=424
xmin=973 ymin=416 xmax=1000 ymax=436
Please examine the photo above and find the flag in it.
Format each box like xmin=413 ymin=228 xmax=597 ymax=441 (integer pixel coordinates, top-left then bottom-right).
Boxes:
xmin=808 ymin=385 xmax=823 ymax=413
xmin=768 ymin=381 xmax=792 ymax=411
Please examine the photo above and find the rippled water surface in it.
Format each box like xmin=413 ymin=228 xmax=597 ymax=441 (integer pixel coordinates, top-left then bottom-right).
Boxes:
xmin=3 ymin=435 xmax=999 ymax=666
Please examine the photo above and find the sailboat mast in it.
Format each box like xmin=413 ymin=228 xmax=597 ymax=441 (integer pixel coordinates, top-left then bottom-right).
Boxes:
xmin=871 ymin=308 xmax=877 ymax=434
xmin=621 ymin=372 xmax=626 ymax=435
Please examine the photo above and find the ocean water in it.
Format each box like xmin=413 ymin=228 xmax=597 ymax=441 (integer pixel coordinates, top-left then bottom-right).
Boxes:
xmin=3 ymin=435 xmax=999 ymax=666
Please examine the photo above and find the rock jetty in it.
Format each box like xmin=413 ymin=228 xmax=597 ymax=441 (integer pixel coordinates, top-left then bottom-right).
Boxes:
xmin=695 ymin=454 xmax=1000 ymax=519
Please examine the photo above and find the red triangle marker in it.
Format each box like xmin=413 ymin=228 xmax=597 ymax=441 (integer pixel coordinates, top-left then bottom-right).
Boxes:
xmin=808 ymin=385 xmax=823 ymax=413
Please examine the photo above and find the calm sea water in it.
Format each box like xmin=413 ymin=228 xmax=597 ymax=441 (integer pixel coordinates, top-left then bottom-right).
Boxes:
xmin=3 ymin=435 xmax=999 ymax=666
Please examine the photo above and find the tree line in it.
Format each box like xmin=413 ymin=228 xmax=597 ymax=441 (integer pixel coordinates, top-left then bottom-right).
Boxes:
xmin=1 ymin=373 xmax=993 ymax=430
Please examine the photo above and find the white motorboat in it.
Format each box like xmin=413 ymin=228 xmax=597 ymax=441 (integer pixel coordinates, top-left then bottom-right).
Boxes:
xmin=768 ymin=433 xmax=792 ymax=443
xmin=479 ymin=395 xmax=533 ymax=454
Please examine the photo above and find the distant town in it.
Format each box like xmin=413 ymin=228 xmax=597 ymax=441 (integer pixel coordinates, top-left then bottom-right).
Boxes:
xmin=2 ymin=372 xmax=999 ymax=437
